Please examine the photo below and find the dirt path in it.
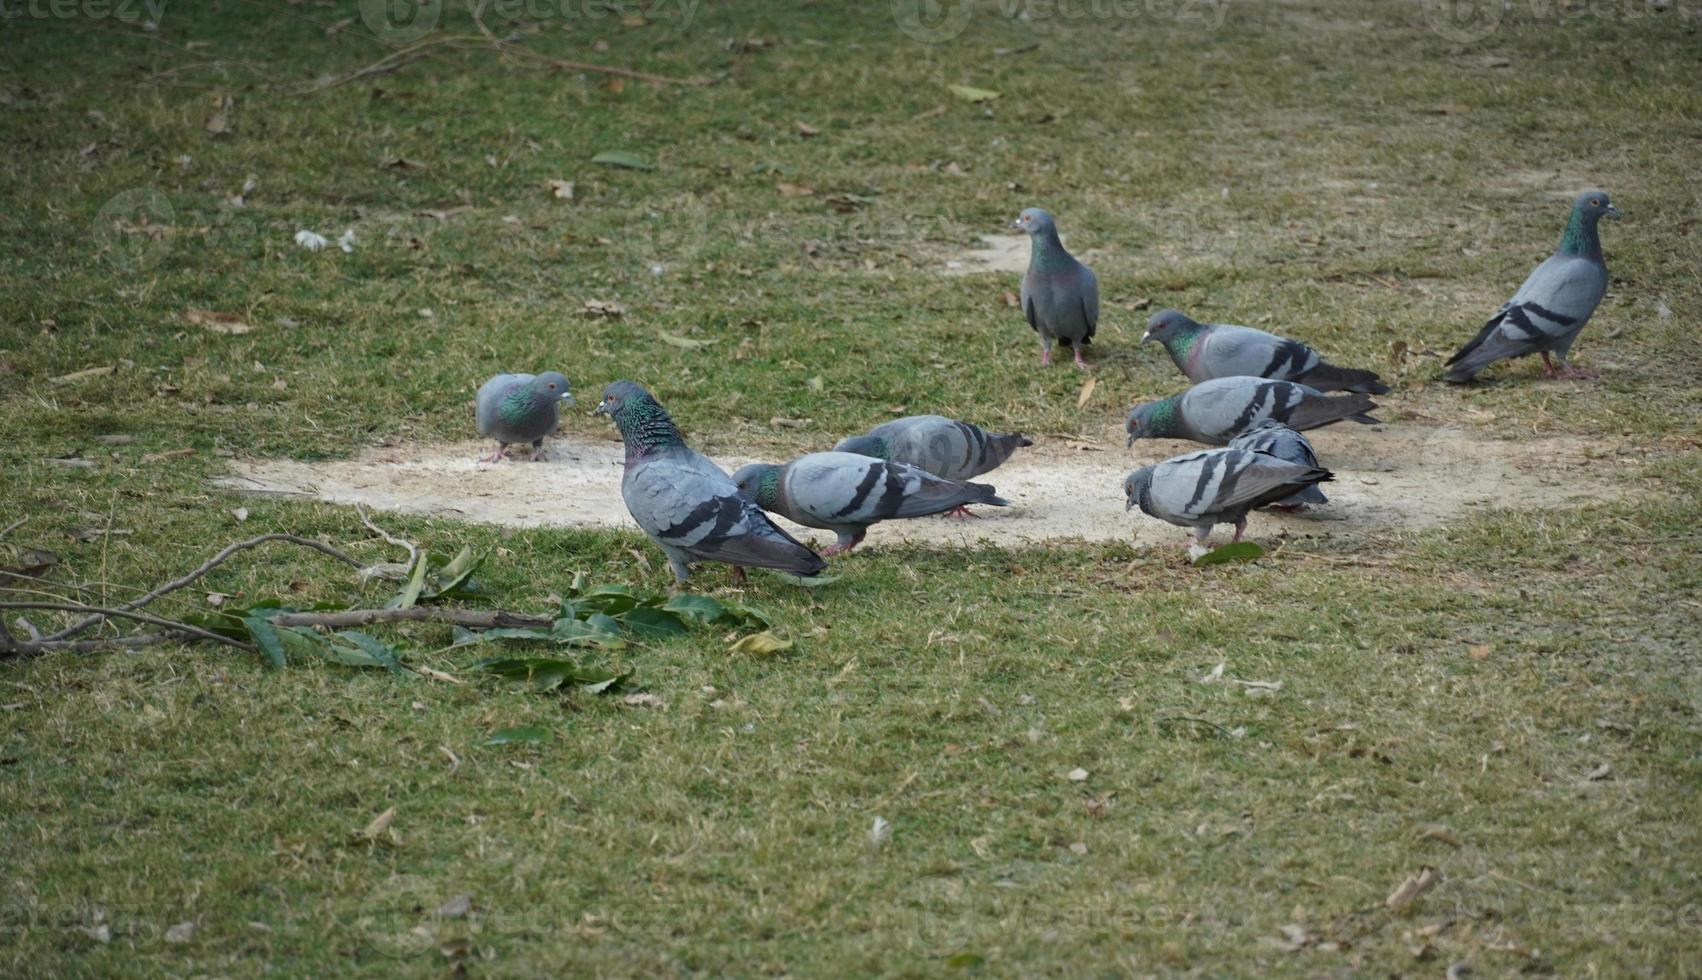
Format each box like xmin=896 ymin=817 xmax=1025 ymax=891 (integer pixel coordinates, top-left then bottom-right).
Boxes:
xmin=219 ymin=423 xmax=1621 ymax=549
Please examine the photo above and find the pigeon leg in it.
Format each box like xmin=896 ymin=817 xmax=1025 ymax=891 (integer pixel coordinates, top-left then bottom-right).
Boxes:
xmin=730 ymin=566 xmax=747 ymax=585
xmin=1073 ymin=348 xmax=1089 ymax=370
xmin=822 ymin=530 xmax=866 ymax=556
xmin=942 ymin=505 xmax=980 ymax=519
xmin=1190 ymin=526 xmax=1212 ymax=549
xmin=1230 ymin=519 xmax=1248 ymax=543
xmin=665 ymin=554 xmax=692 ymax=586
xmin=1040 ymin=346 xmax=1053 ymax=367
xmin=1556 ymin=361 xmax=1600 ymax=381
xmin=481 ymin=443 xmax=508 ymax=463
xmin=1540 ymin=351 xmax=1560 ymax=378
xmin=528 ymin=439 xmax=545 ymax=462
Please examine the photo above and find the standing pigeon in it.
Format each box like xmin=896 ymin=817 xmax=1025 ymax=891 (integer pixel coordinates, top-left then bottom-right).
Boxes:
xmin=1014 ymin=207 xmax=1099 ymax=369
xmin=732 ymin=452 xmax=1009 ymax=555
xmin=1227 ymin=420 xmax=1328 ymax=509
xmin=1444 ymin=190 xmax=1620 ymax=383
xmin=1142 ymin=309 xmax=1389 ymax=394
xmin=474 ymin=371 xmax=574 ymax=463
xmin=1125 ymin=376 xmax=1380 ymax=447
xmin=1123 ymin=448 xmax=1333 ymax=548
xmin=592 ymin=381 xmax=826 ymax=585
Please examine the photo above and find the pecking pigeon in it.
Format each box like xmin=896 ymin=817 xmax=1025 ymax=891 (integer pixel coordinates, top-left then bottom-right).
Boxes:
xmin=1123 ymin=448 xmax=1333 ymax=548
xmin=1015 ymin=207 xmax=1099 ymax=369
xmin=732 ymin=452 xmax=1009 ymax=556
xmin=834 ymin=415 xmax=1031 ymax=516
xmin=592 ymin=381 xmax=826 ymax=584
xmin=1227 ymin=420 xmax=1328 ymax=509
xmin=1125 ymin=376 xmax=1380 ymax=447
xmin=1142 ymin=309 xmax=1389 ymax=394
xmin=475 ymin=371 xmax=574 ymax=462
xmin=1443 ymin=190 xmax=1619 ymax=383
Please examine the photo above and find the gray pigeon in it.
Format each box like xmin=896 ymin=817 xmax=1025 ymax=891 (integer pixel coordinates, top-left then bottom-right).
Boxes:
xmin=1125 ymin=376 xmax=1380 ymax=447
xmin=833 ymin=415 xmax=1031 ymax=516
xmin=732 ymin=452 xmax=1009 ymax=555
xmin=592 ymin=381 xmax=826 ymax=584
xmin=1143 ymin=309 xmax=1389 ymax=394
xmin=1444 ymin=190 xmax=1619 ymax=383
xmin=1015 ymin=207 xmax=1098 ymax=369
xmin=475 ymin=371 xmax=574 ymax=462
xmin=1123 ymin=448 xmax=1333 ymax=548
xmin=1227 ymin=420 xmax=1328 ymax=509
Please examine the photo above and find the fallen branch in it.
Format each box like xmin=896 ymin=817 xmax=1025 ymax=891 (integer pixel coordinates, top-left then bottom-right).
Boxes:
xmin=42 ymin=534 xmax=360 ymax=643
xmin=269 ymin=607 xmax=552 ymax=630
xmin=1 ymin=602 xmax=252 ymax=654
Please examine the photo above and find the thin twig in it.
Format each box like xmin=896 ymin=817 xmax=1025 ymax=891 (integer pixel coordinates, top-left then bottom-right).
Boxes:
xmin=269 ymin=607 xmax=553 ymax=630
xmin=42 ymin=534 xmax=360 ymax=643
xmin=0 ymin=603 xmax=252 ymax=653
xmin=7 ymin=633 xmax=187 ymax=656
xmin=1156 ymin=716 xmax=1237 ymax=739
xmin=359 ymin=506 xmax=418 ymax=567
xmin=0 ymin=517 xmax=25 ymax=539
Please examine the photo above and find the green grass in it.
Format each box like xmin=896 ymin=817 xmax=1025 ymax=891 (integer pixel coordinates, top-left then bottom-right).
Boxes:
xmin=3 ymin=1 xmax=1701 ymax=975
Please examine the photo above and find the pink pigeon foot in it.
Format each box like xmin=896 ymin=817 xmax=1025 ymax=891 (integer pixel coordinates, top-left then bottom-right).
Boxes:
xmin=1073 ymin=349 xmax=1089 ymax=370
xmin=730 ymin=566 xmax=747 ymax=585
xmin=1231 ymin=520 xmax=1247 ymax=543
xmin=1040 ymin=348 xmax=1052 ymax=367
xmin=820 ymin=532 xmax=866 ymax=557
xmin=481 ymin=445 xmax=508 ymax=464
xmin=943 ymin=505 xmax=980 ymax=519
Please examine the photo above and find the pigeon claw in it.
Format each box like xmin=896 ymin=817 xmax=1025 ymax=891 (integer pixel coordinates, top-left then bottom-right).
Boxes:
xmin=1073 ymin=350 xmax=1089 ymax=370
xmin=942 ymin=505 xmax=980 ymax=520
xmin=1040 ymin=349 xmax=1052 ymax=367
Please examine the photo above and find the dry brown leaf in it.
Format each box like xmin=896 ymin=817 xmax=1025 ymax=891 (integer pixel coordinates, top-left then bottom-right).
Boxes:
xmin=548 ymin=179 xmax=575 ymax=201
xmin=50 ymin=364 xmax=117 ymax=384
xmin=361 ymin=806 xmax=397 ymax=839
xmin=1001 ymin=290 xmax=1020 ymax=308
xmin=1067 ymin=767 xmax=1089 ymax=782
xmin=769 ymin=416 xmax=811 ymax=429
xmin=622 ymin=693 xmax=667 ymax=709
xmin=777 ymin=182 xmax=814 ymax=197
xmin=794 ymin=120 xmax=820 ymax=137
xmin=1467 ymin=643 xmax=1491 ymax=661
xmin=204 ymin=92 xmax=232 ymax=135
xmin=437 ymin=895 xmax=471 ymax=918
xmin=1385 ymin=866 xmax=1439 ymax=912
xmin=140 ymin=448 xmax=195 ymax=464
xmin=1076 ymin=376 xmax=1097 ymax=409
xmin=414 ymin=666 xmax=462 ymax=685
xmin=1419 ymin=824 xmax=1462 ymax=847
xmin=184 ymin=308 xmax=255 ymax=335
xmin=604 ymin=76 xmax=625 ymax=94
xmin=582 ymin=299 xmax=626 ymax=317
xmin=1584 ymin=762 xmax=1612 ymax=782
xmin=165 ymin=921 xmax=197 ymax=944
xmin=620 ymin=14 xmax=646 ymax=27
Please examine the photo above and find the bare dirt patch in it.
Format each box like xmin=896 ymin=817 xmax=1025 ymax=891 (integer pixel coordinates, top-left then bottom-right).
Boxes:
xmin=219 ymin=424 xmax=1621 ymax=550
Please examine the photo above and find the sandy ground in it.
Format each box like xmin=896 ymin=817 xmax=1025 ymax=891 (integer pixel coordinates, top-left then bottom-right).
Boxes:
xmin=218 ymin=423 xmax=1619 ymax=550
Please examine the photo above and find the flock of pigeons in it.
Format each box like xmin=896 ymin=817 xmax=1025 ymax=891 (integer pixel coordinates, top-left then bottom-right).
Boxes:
xmin=473 ymin=190 xmax=1619 ymax=581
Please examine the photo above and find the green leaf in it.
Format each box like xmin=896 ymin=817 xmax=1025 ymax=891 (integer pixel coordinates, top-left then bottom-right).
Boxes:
xmin=1192 ymin=541 xmax=1266 ymax=567
xmin=727 ymin=631 xmax=793 ymax=656
xmin=585 ymin=612 xmax=624 ymax=637
xmin=330 ymin=630 xmax=406 ymax=673
xmin=183 ymin=609 xmax=251 ymax=639
xmin=552 ymin=617 xmax=627 ymax=649
xmin=242 ymin=615 xmax=289 ymax=669
xmin=426 ymin=546 xmax=484 ymax=600
xmin=765 ymin=569 xmax=841 ymax=588
xmin=946 ymin=952 xmax=986 ymax=969
xmin=575 ymin=667 xmax=632 ymax=695
xmin=388 ymin=552 xmax=429 ymax=609
xmin=947 ymin=84 xmax=1000 ymax=103
xmin=659 ymin=594 xmax=730 ymax=624
xmin=578 ymin=584 xmax=641 ymax=616
xmin=479 ymin=657 xmax=631 ymax=694
xmin=592 ymin=150 xmax=654 ymax=171
xmin=616 ymin=606 xmax=689 ymax=637
xmin=658 ymin=330 xmax=715 ymax=350
xmin=486 ymin=725 xmax=550 ymax=745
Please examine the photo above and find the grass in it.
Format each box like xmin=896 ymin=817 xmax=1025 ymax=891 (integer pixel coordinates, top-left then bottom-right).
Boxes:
xmin=2 ymin=0 xmax=1701 ymax=975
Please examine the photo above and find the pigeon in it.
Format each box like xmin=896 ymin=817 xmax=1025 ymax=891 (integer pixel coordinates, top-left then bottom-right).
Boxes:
xmin=1444 ymin=190 xmax=1619 ymax=383
xmin=732 ymin=452 xmax=1009 ymax=555
xmin=833 ymin=415 xmax=1032 ymax=516
xmin=592 ymin=381 xmax=826 ymax=585
xmin=1227 ymin=420 xmax=1328 ymax=509
xmin=1014 ymin=207 xmax=1099 ymax=369
xmin=1142 ymin=309 xmax=1389 ymax=394
xmin=1125 ymin=376 xmax=1380 ymax=447
xmin=474 ymin=371 xmax=574 ymax=462
xmin=1123 ymin=448 xmax=1333 ymax=548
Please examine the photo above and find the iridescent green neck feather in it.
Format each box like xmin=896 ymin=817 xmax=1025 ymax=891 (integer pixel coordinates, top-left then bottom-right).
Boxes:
xmin=1558 ymin=204 xmax=1602 ymax=259
xmin=1146 ymin=398 xmax=1182 ymax=437
xmin=753 ymin=467 xmax=781 ymax=509
xmin=498 ymin=383 xmax=541 ymax=425
xmin=613 ymin=398 xmax=683 ymax=458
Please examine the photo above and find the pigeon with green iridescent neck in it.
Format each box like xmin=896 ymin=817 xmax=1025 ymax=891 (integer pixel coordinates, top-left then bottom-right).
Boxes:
xmin=1142 ymin=309 xmax=1389 ymax=394
xmin=1227 ymin=420 xmax=1327 ymax=509
xmin=1444 ymin=190 xmax=1619 ymax=383
xmin=474 ymin=371 xmax=573 ymax=462
xmin=1124 ymin=448 xmax=1333 ymax=549
xmin=732 ymin=452 xmax=1008 ymax=556
xmin=1124 ymin=376 xmax=1380 ymax=447
xmin=592 ymin=381 xmax=826 ymax=585
xmin=1014 ymin=207 xmax=1098 ymax=369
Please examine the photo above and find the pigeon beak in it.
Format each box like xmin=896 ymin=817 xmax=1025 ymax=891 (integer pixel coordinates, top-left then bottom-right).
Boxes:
xmin=1139 ymin=330 xmax=1153 ymax=344
xmin=560 ymin=392 xmax=576 ymax=405
xmin=1124 ymin=495 xmax=1135 ymax=512
xmin=1605 ymin=204 xmax=1622 ymax=220
xmin=590 ymin=403 xmax=608 ymax=416
xmin=1009 ymin=220 xmax=1023 ymax=231
xmin=1126 ymin=432 xmax=1136 ymax=448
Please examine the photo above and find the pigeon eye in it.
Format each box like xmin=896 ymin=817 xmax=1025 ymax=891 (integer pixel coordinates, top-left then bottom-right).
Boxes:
xmin=1590 ymin=198 xmax=1601 ymax=206
xmin=547 ymin=383 xmax=556 ymax=390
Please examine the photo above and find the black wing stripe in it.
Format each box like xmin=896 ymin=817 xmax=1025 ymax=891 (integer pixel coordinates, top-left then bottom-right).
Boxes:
xmin=1184 ymin=453 xmax=1224 ymax=513
xmin=831 ymin=462 xmax=885 ymax=519
xmin=658 ymin=494 xmax=741 ymax=543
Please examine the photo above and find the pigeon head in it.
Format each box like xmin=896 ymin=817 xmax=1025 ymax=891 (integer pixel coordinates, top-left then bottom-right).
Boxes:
xmin=593 ymin=380 xmax=682 ymax=455
xmin=832 ymin=435 xmax=890 ymax=461
xmin=1122 ymin=467 xmax=1154 ymax=513
xmin=1141 ymin=309 xmax=1200 ymax=345
xmin=1011 ymin=207 xmax=1057 ymax=238
xmin=1124 ymin=398 xmax=1178 ymax=447
xmin=534 ymin=371 xmax=574 ymax=405
xmin=731 ymin=463 xmax=782 ymax=509
xmin=1573 ymin=189 xmax=1619 ymax=221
